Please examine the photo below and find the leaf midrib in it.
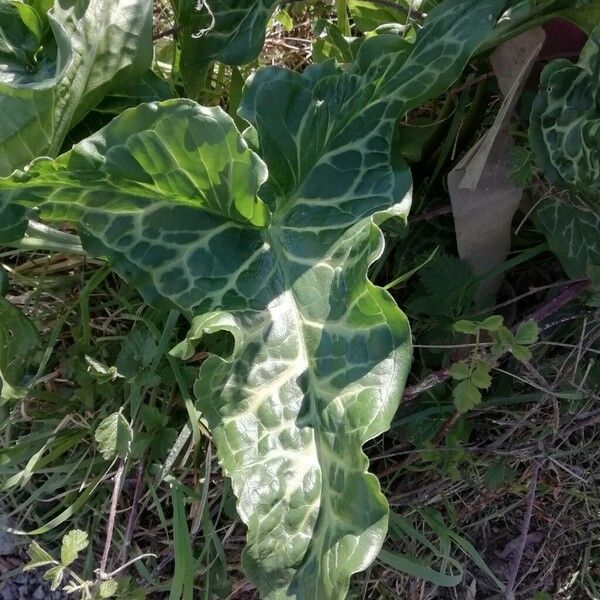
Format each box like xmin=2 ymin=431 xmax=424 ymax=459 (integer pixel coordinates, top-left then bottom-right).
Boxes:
xmin=266 ymin=223 xmax=333 ymax=595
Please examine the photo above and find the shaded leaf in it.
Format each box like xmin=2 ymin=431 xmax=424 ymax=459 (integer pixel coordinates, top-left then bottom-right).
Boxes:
xmin=172 ymin=0 xmax=279 ymax=97
xmin=530 ymin=28 xmax=600 ymax=200
xmin=481 ymin=315 xmax=504 ymax=331
xmin=453 ymin=320 xmax=479 ymax=335
xmin=453 ymin=380 xmax=482 ymax=413
xmin=410 ymin=254 xmax=476 ymax=319
xmin=449 ymin=362 xmax=470 ymax=381
xmin=509 ymin=145 xmax=534 ymax=187
xmin=534 ymin=197 xmax=600 ymax=278
xmin=0 ymin=297 xmax=39 ymax=402
xmin=511 ymin=343 xmax=532 ymax=362
xmin=515 ymin=320 xmax=539 ymax=345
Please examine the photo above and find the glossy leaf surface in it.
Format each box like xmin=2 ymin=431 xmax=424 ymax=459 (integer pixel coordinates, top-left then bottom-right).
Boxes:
xmin=0 ymin=1 xmax=505 ymax=596
xmin=0 ymin=0 xmax=152 ymax=176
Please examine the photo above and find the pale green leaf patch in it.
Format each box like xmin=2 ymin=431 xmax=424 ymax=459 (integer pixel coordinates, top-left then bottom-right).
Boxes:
xmin=25 ymin=541 xmax=55 ymax=570
xmin=449 ymin=362 xmax=470 ymax=380
xmin=95 ymin=412 xmax=133 ymax=461
xmin=99 ymin=579 xmax=119 ymax=598
xmin=470 ymin=362 xmax=493 ymax=390
xmin=60 ymin=529 xmax=89 ymax=567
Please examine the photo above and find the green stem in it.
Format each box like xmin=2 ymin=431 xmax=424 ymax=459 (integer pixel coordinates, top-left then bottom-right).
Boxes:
xmin=335 ymin=0 xmax=350 ymax=35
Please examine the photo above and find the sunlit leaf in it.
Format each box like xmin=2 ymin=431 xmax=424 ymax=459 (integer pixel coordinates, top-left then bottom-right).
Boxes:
xmin=60 ymin=529 xmax=89 ymax=567
xmin=95 ymin=412 xmax=133 ymax=461
xmin=0 ymin=1 xmax=506 ymax=595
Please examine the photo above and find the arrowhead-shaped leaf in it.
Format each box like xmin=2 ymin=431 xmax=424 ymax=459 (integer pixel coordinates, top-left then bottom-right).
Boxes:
xmin=0 ymin=0 xmax=505 ymax=595
xmin=530 ymin=27 xmax=600 ymax=200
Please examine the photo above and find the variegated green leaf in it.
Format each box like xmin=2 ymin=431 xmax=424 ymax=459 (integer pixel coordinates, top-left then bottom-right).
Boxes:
xmin=0 ymin=1 xmax=505 ymax=596
xmin=171 ymin=0 xmax=279 ymax=97
xmin=0 ymin=0 xmax=153 ymax=242
xmin=534 ymin=197 xmax=600 ymax=277
xmin=0 ymin=0 xmax=152 ymax=177
xmin=529 ymin=27 xmax=600 ymax=199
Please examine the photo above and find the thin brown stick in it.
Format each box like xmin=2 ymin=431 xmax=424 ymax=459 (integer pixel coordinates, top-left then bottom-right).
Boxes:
xmin=403 ymin=368 xmax=450 ymax=402
xmin=153 ymin=26 xmax=178 ymax=41
xmin=99 ymin=460 xmax=126 ymax=578
xmin=118 ymin=461 xmax=145 ymax=564
xmin=409 ymin=206 xmax=453 ymax=223
xmin=504 ymin=463 xmax=540 ymax=599
xmin=449 ymin=72 xmax=494 ymax=96
xmin=402 ymin=279 xmax=590 ymax=403
xmin=528 ymin=279 xmax=590 ymax=323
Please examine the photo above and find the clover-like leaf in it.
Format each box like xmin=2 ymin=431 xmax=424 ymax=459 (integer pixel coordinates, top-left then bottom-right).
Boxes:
xmin=453 ymin=320 xmax=480 ymax=335
xmin=25 ymin=541 xmax=55 ymax=570
xmin=0 ymin=1 xmax=505 ymax=596
xmin=43 ymin=565 xmax=65 ymax=591
xmin=481 ymin=315 xmax=504 ymax=331
xmin=98 ymin=579 xmax=118 ymax=598
xmin=530 ymin=27 xmax=600 ymax=200
xmin=511 ymin=343 xmax=532 ymax=362
xmin=449 ymin=361 xmax=470 ymax=381
xmin=470 ymin=361 xmax=492 ymax=390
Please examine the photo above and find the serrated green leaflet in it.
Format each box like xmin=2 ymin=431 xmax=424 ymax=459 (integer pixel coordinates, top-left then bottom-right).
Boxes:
xmin=0 ymin=0 xmax=152 ymax=176
xmin=95 ymin=412 xmax=133 ymax=461
xmin=60 ymin=529 xmax=88 ymax=567
xmin=530 ymin=28 xmax=600 ymax=200
xmin=0 ymin=0 xmax=505 ymax=596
